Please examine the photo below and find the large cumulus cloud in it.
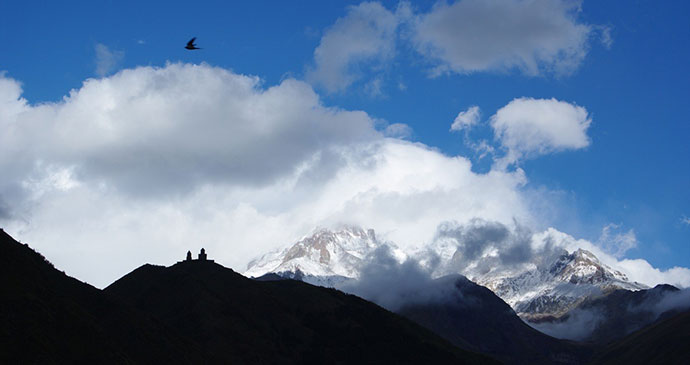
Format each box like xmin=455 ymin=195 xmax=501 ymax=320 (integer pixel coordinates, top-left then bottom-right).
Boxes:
xmin=0 ymin=64 xmax=532 ymax=287
xmin=1 ymin=63 xmax=379 ymax=198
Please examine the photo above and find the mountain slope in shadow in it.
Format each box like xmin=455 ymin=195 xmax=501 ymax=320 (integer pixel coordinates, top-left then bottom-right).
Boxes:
xmin=104 ymin=257 xmax=497 ymax=364
xmin=0 ymin=229 xmax=205 ymax=364
xmin=529 ymin=284 xmax=684 ymax=345
xmin=397 ymin=275 xmax=592 ymax=364
xmin=590 ymin=309 xmax=690 ymax=364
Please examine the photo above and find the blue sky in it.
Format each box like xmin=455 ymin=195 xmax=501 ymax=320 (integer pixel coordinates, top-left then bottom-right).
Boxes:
xmin=0 ymin=0 xmax=688 ymax=287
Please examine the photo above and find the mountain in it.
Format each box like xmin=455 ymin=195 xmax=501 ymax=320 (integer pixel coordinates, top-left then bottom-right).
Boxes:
xmin=529 ymin=284 xmax=686 ymax=343
xmin=0 ymin=229 xmax=205 ymax=363
xmin=105 ymin=258 xmax=496 ymax=364
xmin=397 ymin=274 xmax=592 ymax=364
xmin=246 ymin=228 xmax=593 ymax=363
xmin=246 ymin=226 xmax=648 ymax=322
xmin=471 ymin=248 xmax=647 ymax=321
xmin=590 ymin=309 xmax=690 ymax=364
xmin=245 ymin=226 xmax=404 ymax=287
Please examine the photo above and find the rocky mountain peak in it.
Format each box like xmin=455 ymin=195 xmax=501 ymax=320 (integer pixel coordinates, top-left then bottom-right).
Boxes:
xmin=244 ymin=226 xmax=381 ymax=279
xmin=550 ymin=248 xmax=631 ymax=286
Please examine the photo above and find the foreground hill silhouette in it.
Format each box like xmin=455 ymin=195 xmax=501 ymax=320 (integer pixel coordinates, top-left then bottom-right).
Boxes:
xmin=0 ymin=229 xmax=205 ymax=363
xmin=105 ymin=258 xmax=496 ymax=364
xmin=0 ymin=229 xmax=494 ymax=364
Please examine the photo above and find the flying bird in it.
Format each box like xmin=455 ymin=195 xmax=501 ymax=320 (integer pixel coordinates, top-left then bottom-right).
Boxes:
xmin=185 ymin=37 xmax=201 ymax=50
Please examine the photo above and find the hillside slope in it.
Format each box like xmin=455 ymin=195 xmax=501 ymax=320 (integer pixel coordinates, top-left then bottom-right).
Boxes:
xmin=0 ymin=229 xmax=204 ymax=364
xmin=590 ymin=309 xmax=690 ymax=364
xmin=105 ymin=258 xmax=497 ymax=364
xmin=397 ymin=275 xmax=591 ymax=364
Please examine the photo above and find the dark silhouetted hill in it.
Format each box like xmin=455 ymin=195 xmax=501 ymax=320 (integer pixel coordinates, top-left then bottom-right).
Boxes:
xmin=0 ymin=229 xmax=205 ymax=363
xmin=105 ymin=260 xmax=497 ymax=364
xmin=397 ymin=275 xmax=592 ymax=364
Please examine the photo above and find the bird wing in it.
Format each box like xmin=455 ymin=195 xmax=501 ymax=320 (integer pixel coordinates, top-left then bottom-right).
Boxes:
xmin=187 ymin=37 xmax=196 ymax=46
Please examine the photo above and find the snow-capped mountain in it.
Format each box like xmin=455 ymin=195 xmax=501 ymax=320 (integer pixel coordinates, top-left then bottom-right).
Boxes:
xmin=473 ymin=248 xmax=647 ymax=320
xmin=245 ymin=225 xmax=647 ymax=320
xmin=245 ymin=226 xmax=398 ymax=286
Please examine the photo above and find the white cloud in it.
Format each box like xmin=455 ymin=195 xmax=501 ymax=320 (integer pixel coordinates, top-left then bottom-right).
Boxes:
xmin=0 ymin=65 xmax=533 ymax=288
xmin=681 ymin=216 xmax=690 ymax=225
xmin=0 ymin=74 xmax=28 ymax=122
xmin=412 ymin=0 xmax=593 ymax=76
xmin=450 ymin=105 xmax=480 ymax=131
xmin=306 ymin=2 xmax=402 ymax=93
xmin=308 ymin=1 xmax=607 ymax=93
xmin=383 ymin=123 xmax=413 ymax=138
xmin=598 ymin=26 xmax=613 ymax=49
xmin=364 ymin=77 xmax=385 ymax=97
xmin=597 ymin=223 xmax=638 ymax=259
xmin=490 ymin=97 xmax=591 ymax=167
xmin=95 ymin=43 xmax=124 ymax=77
xmin=1 ymin=63 xmax=379 ymax=198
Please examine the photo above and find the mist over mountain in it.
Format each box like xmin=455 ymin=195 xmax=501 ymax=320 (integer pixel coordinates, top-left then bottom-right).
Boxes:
xmin=246 ymin=224 xmax=690 ymax=349
xmin=529 ymin=284 xmax=690 ymax=342
xmin=246 ymin=224 xmax=650 ymax=314
xmin=590 ymin=309 xmax=690 ymax=364
xmin=336 ymin=245 xmax=591 ymax=364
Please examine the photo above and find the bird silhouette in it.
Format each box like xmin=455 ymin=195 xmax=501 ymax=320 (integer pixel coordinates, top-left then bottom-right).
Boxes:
xmin=185 ymin=37 xmax=201 ymax=50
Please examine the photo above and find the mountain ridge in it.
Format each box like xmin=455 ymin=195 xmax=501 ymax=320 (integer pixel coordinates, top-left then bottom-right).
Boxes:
xmin=245 ymin=226 xmax=649 ymax=322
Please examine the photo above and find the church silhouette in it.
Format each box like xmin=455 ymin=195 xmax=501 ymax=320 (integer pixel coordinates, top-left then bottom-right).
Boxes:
xmin=184 ymin=248 xmax=214 ymax=263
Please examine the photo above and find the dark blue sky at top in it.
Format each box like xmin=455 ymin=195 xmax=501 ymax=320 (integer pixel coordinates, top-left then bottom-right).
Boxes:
xmin=1 ymin=0 xmax=688 ymax=269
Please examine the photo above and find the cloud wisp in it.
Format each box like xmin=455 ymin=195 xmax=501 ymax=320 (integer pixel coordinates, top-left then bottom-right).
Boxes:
xmin=95 ymin=43 xmax=124 ymax=77
xmin=340 ymin=245 xmax=454 ymax=311
xmin=597 ymin=223 xmax=638 ymax=259
xmin=530 ymin=287 xmax=690 ymax=341
xmin=450 ymin=105 xmax=480 ymax=132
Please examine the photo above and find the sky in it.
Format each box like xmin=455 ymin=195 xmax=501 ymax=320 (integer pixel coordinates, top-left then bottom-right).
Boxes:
xmin=0 ymin=0 xmax=688 ymax=288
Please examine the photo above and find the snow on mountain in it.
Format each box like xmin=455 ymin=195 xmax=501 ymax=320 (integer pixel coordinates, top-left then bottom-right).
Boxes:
xmin=472 ymin=248 xmax=647 ymax=319
xmin=244 ymin=226 xmax=403 ymax=283
xmin=245 ymin=225 xmax=647 ymax=320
